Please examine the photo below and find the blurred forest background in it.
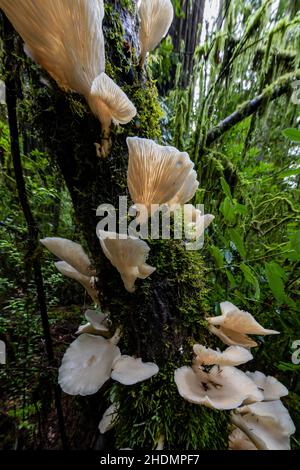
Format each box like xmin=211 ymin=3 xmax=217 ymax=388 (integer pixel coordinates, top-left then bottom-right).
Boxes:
xmin=0 ymin=0 xmax=300 ymax=450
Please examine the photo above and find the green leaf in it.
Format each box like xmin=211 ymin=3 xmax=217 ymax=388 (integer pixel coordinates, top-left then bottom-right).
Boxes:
xmin=225 ymin=269 xmax=236 ymax=288
xmin=220 ymin=177 xmax=232 ymax=199
xmin=280 ymin=167 xmax=300 ymax=178
xmin=228 ymin=228 xmax=246 ymax=258
xmin=287 ymin=230 xmax=300 ymax=261
xmin=220 ymin=197 xmax=236 ymax=223
xmin=240 ymin=263 xmax=260 ymax=299
xmin=210 ymin=245 xmax=224 ymax=268
xmin=265 ymin=261 xmax=287 ymax=303
xmin=282 ymin=128 xmax=300 ymax=142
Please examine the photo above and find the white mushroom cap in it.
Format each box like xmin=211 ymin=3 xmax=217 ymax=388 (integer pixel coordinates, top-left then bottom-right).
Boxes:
xmin=208 ymin=325 xmax=258 ymax=348
xmin=208 ymin=301 xmax=279 ymax=335
xmin=55 ymin=261 xmax=98 ymax=304
xmin=174 ymin=365 xmax=263 ymax=410
xmin=168 ymin=169 xmax=199 ymax=207
xmin=111 ymin=355 xmax=159 ymax=385
xmin=193 ymin=345 xmax=253 ymax=366
xmin=127 ymin=137 xmax=195 ymax=221
xmin=138 ymin=0 xmax=174 ymax=63
xmin=229 ymin=427 xmax=257 ymax=450
xmin=245 ymin=371 xmax=288 ymax=401
xmin=58 ymin=334 xmax=121 ymax=396
xmin=40 ymin=237 xmax=94 ymax=276
xmin=98 ymin=403 xmax=118 ymax=434
xmin=76 ymin=310 xmax=110 ymax=336
xmin=97 ymin=230 xmax=155 ymax=293
xmin=232 ymin=401 xmax=296 ymax=450
xmin=0 ymin=0 xmax=105 ymax=104
xmin=90 ymin=72 xmax=136 ymax=127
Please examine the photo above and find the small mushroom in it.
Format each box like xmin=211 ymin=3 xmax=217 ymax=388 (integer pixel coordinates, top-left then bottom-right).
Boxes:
xmin=97 ymin=230 xmax=156 ymax=293
xmin=174 ymin=365 xmax=263 ymax=410
xmin=231 ymin=401 xmax=296 ymax=450
xmin=208 ymin=302 xmax=279 ymax=347
xmin=138 ymin=0 xmax=174 ymax=65
xmin=127 ymin=137 xmax=197 ymax=224
xmin=111 ymin=356 xmax=159 ymax=385
xmin=58 ymin=333 xmax=121 ymax=396
xmin=90 ymin=73 xmax=137 ymax=156
xmin=40 ymin=237 xmax=94 ymax=276
xmin=229 ymin=427 xmax=257 ymax=450
xmin=193 ymin=344 xmax=253 ymax=367
xmin=245 ymin=371 xmax=288 ymax=401
xmin=98 ymin=403 xmax=118 ymax=434
xmin=55 ymin=261 xmax=99 ymax=304
xmin=76 ymin=309 xmax=110 ymax=337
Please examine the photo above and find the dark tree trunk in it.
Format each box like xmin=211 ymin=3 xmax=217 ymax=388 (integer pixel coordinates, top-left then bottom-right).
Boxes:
xmin=168 ymin=0 xmax=205 ymax=89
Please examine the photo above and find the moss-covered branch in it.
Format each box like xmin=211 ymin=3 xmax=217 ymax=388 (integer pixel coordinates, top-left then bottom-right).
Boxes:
xmin=203 ymin=69 xmax=300 ymax=150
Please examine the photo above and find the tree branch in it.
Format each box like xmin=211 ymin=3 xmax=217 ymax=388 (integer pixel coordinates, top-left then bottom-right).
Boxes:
xmin=203 ymin=69 xmax=300 ymax=150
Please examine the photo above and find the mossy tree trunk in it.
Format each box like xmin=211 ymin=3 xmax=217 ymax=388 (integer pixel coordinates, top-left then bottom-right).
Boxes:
xmin=4 ymin=0 xmax=229 ymax=449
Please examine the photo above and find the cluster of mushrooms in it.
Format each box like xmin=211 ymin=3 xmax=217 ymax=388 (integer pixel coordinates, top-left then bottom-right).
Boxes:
xmin=1 ymin=0 xmax=295 ymax=450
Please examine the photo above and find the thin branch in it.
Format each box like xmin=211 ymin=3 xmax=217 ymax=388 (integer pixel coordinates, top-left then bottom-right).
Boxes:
xmin=203 ymin=69 xmax=300 ymax=151
xmin=1 ymin=13 xmax=68 ymax=450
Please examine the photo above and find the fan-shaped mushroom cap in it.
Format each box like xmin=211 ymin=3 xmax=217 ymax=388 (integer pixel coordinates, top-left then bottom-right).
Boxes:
xmin=193 ymin=345 xmax=253 ymax=367
xmin=232 ymin=401 xmax=296 ymax=450
xmin=209 ymin=325 xmax=258 ymax=348
xmin=76 ymin=310 xmax=109 ymax=336
xmin=98 ymin=403 xmax=118 ymax=434
xmin=58 ymin=334 xmax=121 ymax=396
xmin=127 ymin=137 xmax=196 ymax=222
xmin=40 ymin=237 xmax=94 ymax=276
xmin=168 ymin=169 xmax=199 ymax=207
xmin=90 ymin=73 xmax=136 ymax=126
xmin=229 ymin=427 xmax=257 ymax=450
xmin=97 ymin=230 xmax=155 ymax=293
xmin=0 ymin=0 xmax=104 ymax=98
xmin=138 ymin=0 xmax=174 ymax=63
xmin=174 ymin=365 xmax=263 ymax=410
xmin=55 ymin=261 xmax=98 ymax=304
xmin=111 ymin=356 xmax=159 ymax=385
xmin=208 ymin=302 xmax=279 ymax=335
xmin=245 ymin=371 xmax=288 ymax=401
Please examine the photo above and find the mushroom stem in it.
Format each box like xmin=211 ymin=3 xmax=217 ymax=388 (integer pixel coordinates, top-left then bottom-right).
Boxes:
xmin=231 ymin=414 xmax=267 ymax=450
xmin=100 ymin=125 xmax=112 ymax=158
xmin=110 ymin=327 xmax=122 ymax=346
xmin=155 ymin=434 xmax=165 ymax=450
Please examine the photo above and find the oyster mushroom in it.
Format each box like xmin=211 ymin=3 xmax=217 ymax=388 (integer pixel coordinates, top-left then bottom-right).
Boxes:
xmin=111 ymin=356 xmax=159 ymax=385
xmin=58 ymin=332 xmax=121 ymax=396
xmin=97 ymin=230 xmax=156 ymax=293
xmin=229 ymin=427 xmax=257 ymax=450
xmin=40 ymin=237 xmax=94 ymax=276
xmin=231 ymin=401 xmax=296 ymax=450
xmin=76 ymin=309 xmax=110 ymax=337
xmin=55 ymin=261 xmax=99 ymax=304
xmin=245 ymin=371 xmax=288 ymax=401
xmin=127 ymin=137 xmax=197 ymax=224
xmin=193 ymin=344 xmax=253 ymax=367
xmin=208 ymin=302 xmax=279 ymax=347
xmin=98 ymin=403 xmax=118 ymax=434
xmin=138 ymin=0 xmax=174 ymax=65
xmin=174 ymin=365 xmax=263 ymax=410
